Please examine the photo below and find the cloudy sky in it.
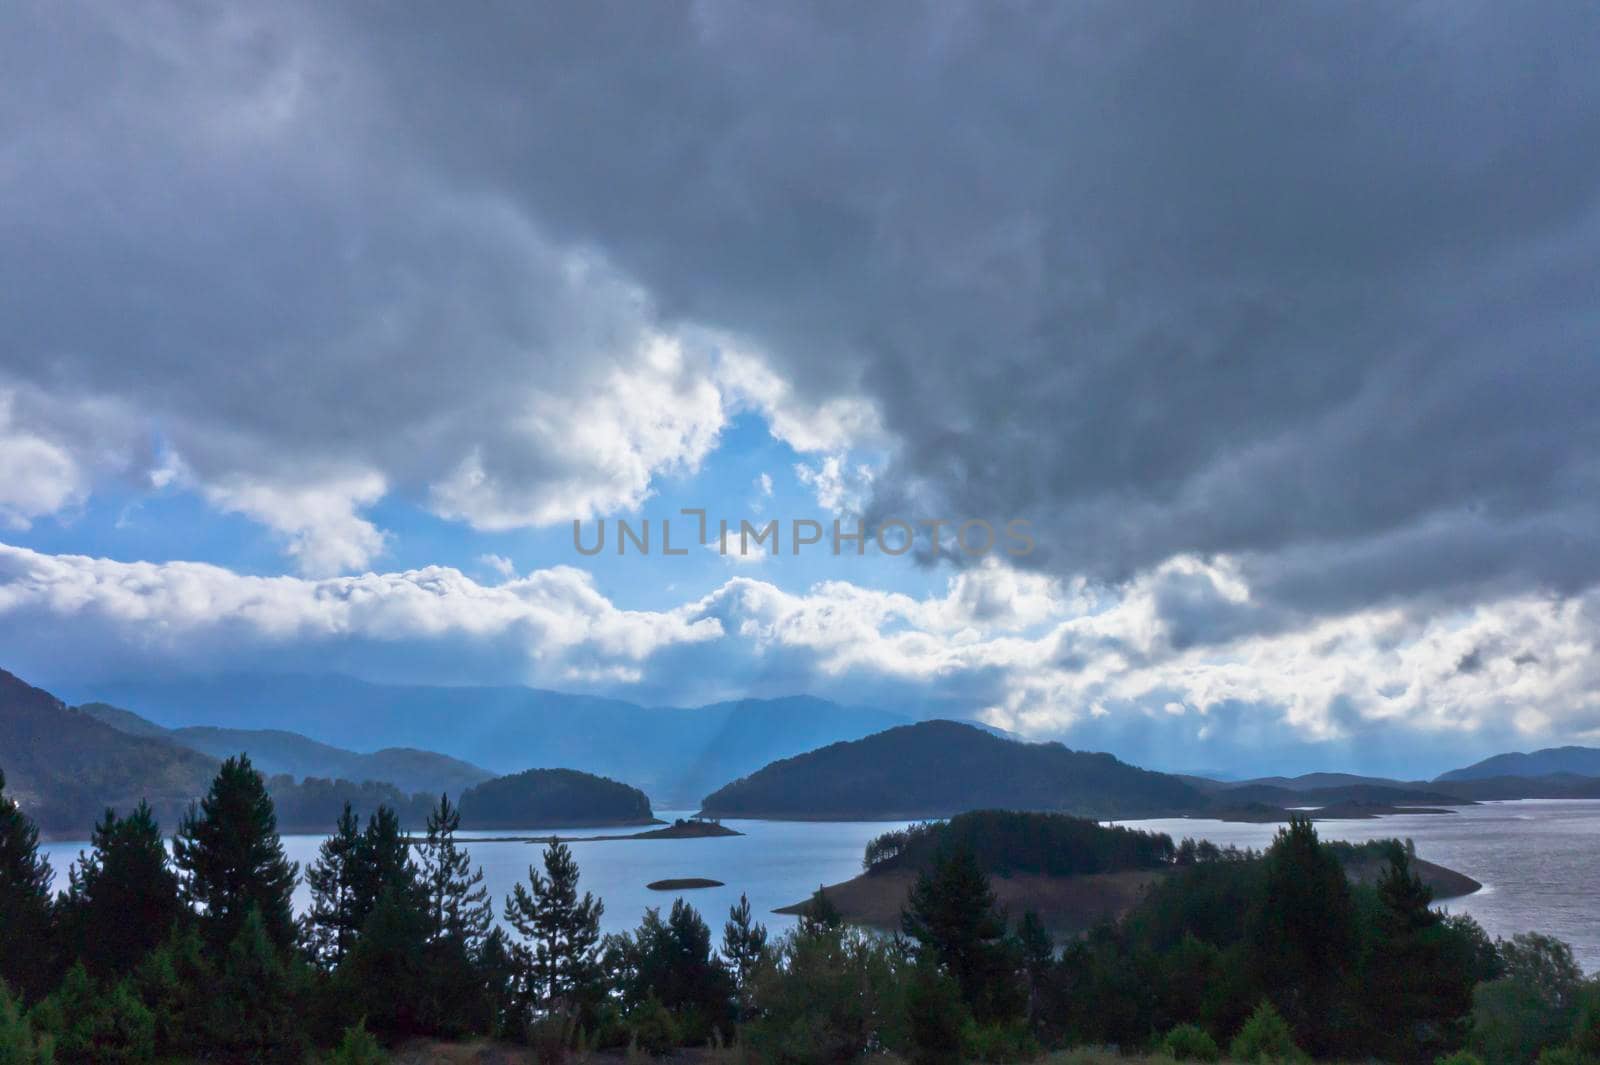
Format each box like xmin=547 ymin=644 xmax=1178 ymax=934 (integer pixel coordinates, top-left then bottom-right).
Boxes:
xmin=2 ymin=1 xmax=1598 ymax=776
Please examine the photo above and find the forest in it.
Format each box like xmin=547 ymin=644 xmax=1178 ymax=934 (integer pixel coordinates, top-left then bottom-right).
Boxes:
xmin=3 ymin=756 xmax=1598 ymax=1065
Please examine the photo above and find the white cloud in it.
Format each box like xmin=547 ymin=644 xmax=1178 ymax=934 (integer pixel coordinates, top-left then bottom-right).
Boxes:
xmin=0 ymin=542 xmax=721 ymax=686
xmin=478 ymin=553 xmax=517 ymax=580
xmin=717 ymin=349 xmax=882 ymax=454
xmin=2 ymin=545 xmax=1598 ymax=772
xmin=204 ymin=472 xmax=390 ymax=577
xmin=428 ymin=336 xmax=726 ymax=530
xmin=794 ymin=455 xmax=876 ymax=514
xmin=0 ymin=393 xmax=86 ymax=530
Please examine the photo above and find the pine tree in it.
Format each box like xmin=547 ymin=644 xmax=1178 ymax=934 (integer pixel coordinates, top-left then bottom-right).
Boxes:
xmin=172 ymin=754 xmax=300 ymax=952
xmin=62 ymin=801 xmax=183 ymax=977
xmin=28 ymin=961 xmax=157 ymax=1063
xmin=302 ymin=802 xmax=363 ymax=966
xmin=797 ymin=885 xmax=843 ymax=936
xmin=722 ymin=891 xmax=769 ymax=1013
xmin=504 ymin=841 xmax=604 ymax=1008
xmin=1365 ymin=848 xmax=1471 ymax=1062
xmin=0 ymin=767 xmax=56 ymax=1002
xmin=902 ymin=846 xmax=1018 ymax=1021
xmin=201 ymin=906 xmax=310 ymax=1065
xmin=1016 ymin=909 xmax=1054 ymax=1023
xmin=478 ymin=925 xmax=523 ymax=1037
xmin=351 ymin=804 xmax=417 ymax=926
xmin=1246 ymin=816 xmax=1358 ymax=1056
xmin=607 ymin=899 xmax=733 ymax=1038
xmin=417 ymin=793 xmax=492 ymax=952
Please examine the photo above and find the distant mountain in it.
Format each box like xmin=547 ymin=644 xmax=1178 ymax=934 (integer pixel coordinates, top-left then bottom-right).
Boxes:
xmin=80 ymin=703 xmax=492 ymax=797
xmin=699 ymin=719 xmax=1208 ymax=820
xmin=1227 ymin=772 xmax=1422 ymax=792
xmin=456 ymin=768 xmax=655 ymax=829
xmin=1437 ymin=746 xmax=1600 ymax=782
xmin=0 ymin=670 xmax=218 ymax=835
xmin=75 ymin=675 xmax=914 ymax=805
xmin=1429 ymin=774 xmax=1600 ymax=801
xmin=1214 ymin=782 xmax=1462 ymax=808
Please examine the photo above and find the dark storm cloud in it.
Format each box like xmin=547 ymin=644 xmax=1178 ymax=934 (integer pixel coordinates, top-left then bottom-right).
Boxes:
xmin=3 ymin=1 xmax=1598 ymax=610
xmin=334 ymin=0 xmax=1600 ymax=613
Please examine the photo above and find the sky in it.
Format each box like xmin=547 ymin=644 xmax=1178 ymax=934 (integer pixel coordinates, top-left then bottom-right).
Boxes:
xmin=2 ymin=1 xmax=1598 ymax=778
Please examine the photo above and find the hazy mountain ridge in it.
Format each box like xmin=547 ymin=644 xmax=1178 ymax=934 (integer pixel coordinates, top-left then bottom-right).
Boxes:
xmin=80 ymin=702 xmax=493 ymax=797
xmin=1436 ymin=746 xmax=1600 ymax=782
xmin=76 ymin=674 xmax=915 ymax=805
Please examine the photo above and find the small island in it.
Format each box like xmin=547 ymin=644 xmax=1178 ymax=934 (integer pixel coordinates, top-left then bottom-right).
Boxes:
xmin=453 ymin=817 xmax=743 ymax=845
xmin=455 ymin=767 xmax=656 ymax=829
xmin=646 ymin=878 xmax=724 ymax=891
xmin=778 ymin=809 xmax=1480 ymax=933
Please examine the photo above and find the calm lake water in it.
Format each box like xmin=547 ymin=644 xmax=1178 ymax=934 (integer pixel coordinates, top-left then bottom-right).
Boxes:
xmin=41 ymin=799 xmax=1600 ymax=973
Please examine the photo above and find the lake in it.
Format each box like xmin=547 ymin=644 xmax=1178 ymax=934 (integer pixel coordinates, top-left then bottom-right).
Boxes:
xmin=41 ymin=798 xmax=1600 ymax=972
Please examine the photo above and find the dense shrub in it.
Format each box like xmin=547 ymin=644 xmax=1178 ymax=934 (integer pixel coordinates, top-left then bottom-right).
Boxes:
xmin=28 ymin=963 xmax=155 ymax=1064
xmin=1160 ymin=1022 xmax=1221 ymax=1062
xmin=963 ymin=1018 xmax=1042 ymax=1063
xmin=327 ymin=1020 xmax=387 ymax=1065
xmin=905 ymin=960 xmax=965 ymax=1065
xmin=1230 ymin=1000 xmax=1306 ymax=1064
xmin=1534 ymin=1047 xmax=1595 ymax=1065
xmin=624 ymin=996 xmax=679 ymax=1057
xmin=0 ymin=979 xmax=54 ymax=1064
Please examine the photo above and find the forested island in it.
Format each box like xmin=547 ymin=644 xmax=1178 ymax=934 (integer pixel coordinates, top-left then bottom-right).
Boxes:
xmin=778 ymin=810 xmax=1479 ymax=934
xmin=699 ymin=719 xmax=1208 ymax=820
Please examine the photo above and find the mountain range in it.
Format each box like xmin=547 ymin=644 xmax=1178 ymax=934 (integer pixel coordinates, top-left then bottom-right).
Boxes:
xmin=78 ymin=703 xmax=492 ymax=796
xmin=71 ymin=673 xmax=915 ymax=805
xmin=10 ymin=663 xmax=1600 ymax=834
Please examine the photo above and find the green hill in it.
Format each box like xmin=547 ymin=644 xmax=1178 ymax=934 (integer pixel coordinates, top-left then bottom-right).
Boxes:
xmin=699 ymin=719 xmax=1207 ymax=820
xmin=0 ymin=669 xmax=219 ymax=835
xmin=456 ymin=767 xmax=655 ymax=829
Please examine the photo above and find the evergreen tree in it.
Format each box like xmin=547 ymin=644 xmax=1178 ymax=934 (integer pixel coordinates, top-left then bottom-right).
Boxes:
xmin=336 ymin=887 xmax=432 ymax=1041
xmin=62 ymin=802 xmax=183 ymax=978
xmin=133 ymin=923 xmax=213 ymax=1060
xmin=1016 ymin=909 xmax=1054 ymax=1023
xmin=1247 ymin=816 xmax=1358 ymax=1056
xmin=902 ymin=846 xmax=1020 ymax=1022
xmin=797 ymin=885 xmax=843 ymax=936
xmin=302 ymin=801 xmax=363 ymax=966
xmin=478 ymin=925 xmax=524 ymax=1037
xmin=722 ymin=892 xmax=770 ymax=1014
xmin=503 ymin=841 xmax=604 ymax=1009
xmin=0 ymin=977 xmax=53 ymax=1064
xmin=28 ymin=961 xmax=156 ymax=1064
xmin=351 ymin=805 xmax=417 ymax=925
xmin=172 ymin=755 xmax=300 ymax=952
xmin=607 ymin=899 xmax=734 ymax=1040
xmin=201 ymin=907 xmax=310 ymax=1065
xmin=0 ymin=768 xmax=55 ymax=1003
xmin=417 ymin=793 xmax=492 ymax=952
xmin=905 ymin=954 xmax=967 ymax=1065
